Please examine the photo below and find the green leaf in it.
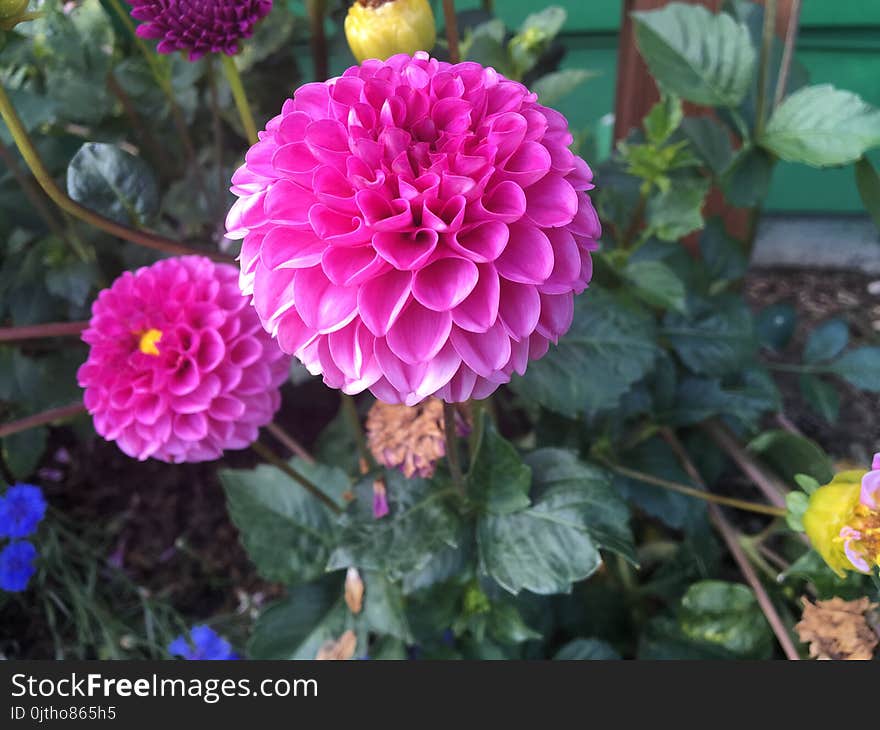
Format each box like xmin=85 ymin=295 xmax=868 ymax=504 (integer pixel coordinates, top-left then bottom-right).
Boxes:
xmin=531 ymin=69 xmax=596 ymax=106
xmin=510 ymin=287 xmax=658 ymax=418
xmin=762 ymin=85 xmax=880 ymax=167
xmin=781 ymin=550 xmax=866 ymax=601
xmin=663 ymin=295 xmax=755 ymax=375
xmin=463 ymin=20 xmax=511 ymax=77
xmin=554 ymin=638 xmax=620 ymax=660
xmin=327 ymin=470 xmax=460 ymax=580
xmin=0 ymin=89 xmax=57 ymax=145
xmin=632 ymin=3 xmax=756 ymax=107
xmin=67 ymin=143 xmax=159 ymax=227
xmin=639 ymin=616 xmax=736 ymax=659
xmin=799 ymin=374 xmax=840 ymax=423
xmin=487 ymin=602 xmax=541 ymax=645
xmin=855 ymin=157 xmax=880 ymax=232
xmin=362 ymin=571 xmax=412 ymax=643
xmin=754 ymin=303 xmax=797 ymax=352
xmin=477 ymin=450 xmax=635 ymax=595
xmin=679 ymin=117 xmax=733 ymax=175
xmin=2 ymin=426 xmax=47 ymax=480
xmin=747 ymin=429 xmax=833 ymax=485
xmin=830 ymin=347 xmax=880 ymax=391
xmin=646 ymin=177 xmax=709 ymax=241
xmin=699 ymin=218 xmax=747 ymax=283
xmin=721 ymin=146 xmax=774 ymax=208
xmin=467 ymin=411 xmax=531 ymax=515
xmin=679 ymin=581 xmax=773 ymax=658
xmin=220 ymin=459 xmax=348 ymax=584
xmin=665 ymin=370 xmax=779 ymax=430
xmin=624 ymin=260 xmax=686 ymax=313
xmin=794 ymin=473 xmax=821 ymax=494
xmin=785 ymin=490 xmax=809 ymax=531
xmin=803 ymin=319 xmax=849 ymax=364
xmin=518 ymin=6 xmax=567 ymax=38
xmin=644 ymin=95 xmax=684 ymax=146
xmin=247 ymin=574 xmax=347 ymax=660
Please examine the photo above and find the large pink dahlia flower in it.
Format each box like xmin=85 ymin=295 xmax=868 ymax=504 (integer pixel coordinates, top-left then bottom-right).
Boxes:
xmin=127 ymin=0 xmax=273 ymax=61
xmin=226 ymin=52 xmax=600 ymax=406
xmin=77 ymin=256 xmax=289 ymax=463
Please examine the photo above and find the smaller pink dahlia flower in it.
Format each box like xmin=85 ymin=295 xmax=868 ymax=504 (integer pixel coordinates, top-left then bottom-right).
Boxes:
xmin=128 ymin=0 xmax=273 ymax=61
xmin=77 ymin=256 xmax=289 ymax=463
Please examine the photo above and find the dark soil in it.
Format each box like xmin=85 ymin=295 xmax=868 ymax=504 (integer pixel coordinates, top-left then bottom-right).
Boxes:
xmin=745 ymin=267 xmax=880 ymax=463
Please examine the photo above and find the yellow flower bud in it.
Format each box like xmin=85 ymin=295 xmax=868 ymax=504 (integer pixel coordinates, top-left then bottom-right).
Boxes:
xmin=802 ymin=470 xmax=864 ymax=577
xmin=0 ymin=0 xmax=30 ymax=29
xmin=344 ymin=0 xmax=436 ymax=64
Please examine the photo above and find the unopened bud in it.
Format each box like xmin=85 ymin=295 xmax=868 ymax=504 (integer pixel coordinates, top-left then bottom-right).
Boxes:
xmin=344 ymin=0 xmax=436 ymax=63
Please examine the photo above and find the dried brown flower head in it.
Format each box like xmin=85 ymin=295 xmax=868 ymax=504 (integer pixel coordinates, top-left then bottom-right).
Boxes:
xmin=795 ymin=596 xmax=879 ymax=660
xmin=345 ymin=567 xmax=365 ymax=614
xmin=366 ymin=398 xmax=468 ymax=479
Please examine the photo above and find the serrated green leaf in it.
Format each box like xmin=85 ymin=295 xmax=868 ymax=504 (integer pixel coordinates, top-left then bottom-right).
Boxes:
xmin=794 ymin=473 xmax=821 ymax=494
xmin=762 ymin=85 xmax=880 ymax=167
xmin=664 ymin=370 xmax=779 ymax=430
xmin=554 ymin=637 xmax=620 ymax=660
xmin=247 ymin=574 xmax=347 ymax=660
xmin=487 ymin=602 xmax=541 ymax=645
xmin=646 ymin=176 xmax=709 ymax=241
xmin=67 ymin=143 xmax=159 ymax=227
xmin=754 ymin=303 xmax=797 ymax=352
xmin=644 ymin=95 xmax=683 ymax=146
xmin=785 ymin=491 xmax=809 ymax=531
xmin=2 ymin=426 xmax=47 ymax=480
xmin=663 ymin=295 xmax=755 ymax=375
xmin=803 ymin=319 xmax=849 ymax=364
xmin=467 ymin=411 xmax=531 ymax=515
xmin=327 ymin=470 xmax=460 ymax=580
xmin=699 ymin=218 xmax=747 ymax=283
xmin=799 ymin=374 xmax=840 ymax=423
xmin=362 ymin=570 xmax=412 ymax=643
xmin=830 ymin=347 xmax=880 ymax=391
xmin=747 ymin=430 xmax=833 ymax=484
xmin=721 ymin=146 xmax=773 ymax=207
xmin=679 ymin=117 xmax=733 ymax=175
xmin=624 ymin=260 xmax=687 ymax=312
xmin=531 ymin=68 xmax=596 ymax=106
xmin=220 ymin=459 xmax=348 ymax=584
xmin=632 ymin=3 xmax=756 ymax=107
xmin=510 ymin=287 xmax=658 ymax=418
xmin=679 ymin=581 xmax=773 ymax=658
xmin=477 ymin=450 xmax=635 ymax=595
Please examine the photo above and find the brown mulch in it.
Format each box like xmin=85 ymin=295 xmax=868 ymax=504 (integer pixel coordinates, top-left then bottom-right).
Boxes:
xmin=744 ymin=268 xmax=880 ymax=463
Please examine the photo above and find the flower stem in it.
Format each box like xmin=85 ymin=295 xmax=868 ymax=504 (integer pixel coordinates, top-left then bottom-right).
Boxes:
xmin=774 ymin=0 xmax=801 ymax=107
xmin=754 ymin=0 xmax=778 ymax=140
xmin=443 ymin=401 xmax=465 ymax=497
xmin=442 ymin=0 xmax=461 ymax=64
xmin=251 ymin=440 xmax=342 ymax=514
xmin=0 ymin=81 xmax=230 ymax=262
xmin=660 ymin=427 xmax=800 ymax=660
xmin=341 ymin=394 xmax=372 ymax=474
xmin=0 ymin=402 xmax=86 ymax=439
xmin=0 ymin=320 xmax=88 ymax=343
xmin=601 ymin=460 xmax=785 ymax=517
xmin=266 ymin=421 xmax=314 ymax=464
xmin=220 ymin=54 xmax=258 ymax=146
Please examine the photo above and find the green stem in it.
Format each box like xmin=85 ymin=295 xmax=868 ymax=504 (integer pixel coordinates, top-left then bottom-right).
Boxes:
xmin=443 ymin=401 xmax=466 ymax=497
xmin=251 ymin=440 xmax=343 ymax=514
xmin=0 ymin=82 xmax=229 ymax=262
xmin=602 ymin=460 xmax=786 ymax=517
xmin=754 ymin=0 xmax=778 ymax=140
xmin=341 ymin=394 xmax=372 ymax=474
xmin=221 ymin=54 xmax=258 ymax=145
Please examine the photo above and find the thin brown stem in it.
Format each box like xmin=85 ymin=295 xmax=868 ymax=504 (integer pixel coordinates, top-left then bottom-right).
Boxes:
xmin=773 ymin=0 xmax=802 ymax=108
xmin=703 ymin=419 xmax=787 ymax=509
xmin=0 ymin=81 xmax=231 ymax=262
xmin=266 ymin=421 xmax=314 ymax=464
xmin=0 ymin=320 xmax=88 ymax=343
xmin=106 ymin=73 xmax=170 ymax=179
xmin=660 ymin=427 xmax=800 ymax=660
xmin=251 ymin=440 xmax=342 ymax=514
xmin=603 ymin=460 xmax=785 ymax=517
xmin=754 ymin=0 xmax=778 ymax=139
xmin=0 ymin=402 xmax=86 ymax=439
xmin=443 ymin=401 xmax=465 ymax=496
xmin=774 ymin=412 xmax=803 ymax=437
xmin=308 ymin=0 xmax=329 ymax=82
xmin=442 ymin=0 xmax=461 ymax=63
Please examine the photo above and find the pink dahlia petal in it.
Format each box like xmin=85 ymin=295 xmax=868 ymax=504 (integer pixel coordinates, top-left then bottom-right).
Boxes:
xmin=227 ymin=53 xmax=599 ymax=404
xmin=860 ymin=466 xmax=880 ymax=510
xmin=78 ymin=256 xmax=288 ymax=463
xmin=125 ymin=0 xmax=272 ymax=60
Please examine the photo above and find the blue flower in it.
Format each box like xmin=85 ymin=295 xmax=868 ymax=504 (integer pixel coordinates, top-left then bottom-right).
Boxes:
xmin=0 ymin=484 xmax=47 ymax=539
xmin=168 ymin=625 xmax=239 ymax=660
xmin=0 ymin=541 xmax=37 ymax=592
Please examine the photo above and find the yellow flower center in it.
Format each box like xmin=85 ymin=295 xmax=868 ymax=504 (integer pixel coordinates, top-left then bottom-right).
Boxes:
xmin=137 ymin=328 xmax=163 ymax=356
xmin=847 ymin=505 xmax=880 ymax=563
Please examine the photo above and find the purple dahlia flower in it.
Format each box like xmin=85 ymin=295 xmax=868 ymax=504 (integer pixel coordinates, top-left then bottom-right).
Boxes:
xmin=128 ymin=0 xmax=273 ymax=61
